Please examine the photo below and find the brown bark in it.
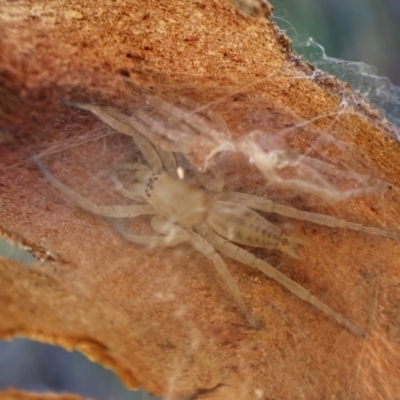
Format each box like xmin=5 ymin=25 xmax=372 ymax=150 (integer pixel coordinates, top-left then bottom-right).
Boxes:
xmin=0 ymin=389 xmax=91 ymax=400
xmin=1 ymin=1 xmax=400 ymax=399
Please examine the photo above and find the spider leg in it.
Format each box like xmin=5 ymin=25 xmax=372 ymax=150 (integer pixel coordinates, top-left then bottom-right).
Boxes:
xmin=144 ymin=97 xmax=217 ymax=138
xmin=157 ymin=149 xmax=178 ymax=178
xmin=132 ymin=87 xmax=228 ymax=142
xmin=128 ymin=110 xmax=191 ymax=153
xmin=91 ymin=104 xmax=182 ymax=177
xmin=202 ymin=227 xmax=365 ymax=336
xmin=112 ymin=216 xmax=191 ymax=247
xmin=34 ymin=156 xmax=155 ymax=218
xmin=148 ymin=97 xmax=232 ymax=152
xmin=150 ymin=215 xmax=192 ymax=243
xmin=110 ymin=174 xmax=147 ymax=203
xmin=73 ymin=104 xmax=180 ymax=175
xmin=134 ymin=104 xmax=234 ymax=173
xmin=219 ymin=191 xmax=400 ymax=240
xmin=67 ymin=102 xmax=165 ymax=173
xmin=110 ymin=163 xmax=153 ymax=203
xmin=191 ymin=225 xmax=261 ymax=329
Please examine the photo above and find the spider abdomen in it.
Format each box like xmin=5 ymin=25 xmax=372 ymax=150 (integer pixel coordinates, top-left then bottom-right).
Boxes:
xmin=207 ymin=200 xmax=302 ymax=259
xmin=207 ymin=200 xmax=282 ymax=247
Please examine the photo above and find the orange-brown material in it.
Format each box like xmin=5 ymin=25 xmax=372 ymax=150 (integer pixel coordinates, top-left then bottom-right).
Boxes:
xmin=1 ymin=1 xmax=400 ymax=399
xmin=0 ymin=390 xmax=91 ymax=400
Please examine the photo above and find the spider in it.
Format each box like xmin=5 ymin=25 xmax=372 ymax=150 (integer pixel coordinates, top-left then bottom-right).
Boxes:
xmin=34 ymin=102 xmax=400 ymax=337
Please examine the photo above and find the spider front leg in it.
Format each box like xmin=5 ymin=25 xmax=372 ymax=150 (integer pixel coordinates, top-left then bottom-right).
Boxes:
xmin=110 ymin=174 xmax=147 ymax=203
xmin=203 ymin=227 xmax=365 ymax=336
xmin=66 ymin=102 xmax=165 ymax=173
xmin=34 ymin=156 xmax=156 ymax=218
xmin=109 ymin=162 xmax=151 ymax=202
xmin=219 ymin=191 xmax=400 ymax=240
xmin=68 ymin=102 xmax=184 ymax=179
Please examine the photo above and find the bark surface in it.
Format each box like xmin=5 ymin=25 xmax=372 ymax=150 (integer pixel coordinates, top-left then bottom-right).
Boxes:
xmin=1 ymin=1 xmax=400 ymax=399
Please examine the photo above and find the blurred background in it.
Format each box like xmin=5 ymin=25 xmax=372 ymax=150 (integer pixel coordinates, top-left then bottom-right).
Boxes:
xmin=272 ymin=0 xmax=400 ymax=126
xmin=1 ymin=0 xmax=399 ymax=399
xmin=274 ymin=0 xmax=400 ymax=85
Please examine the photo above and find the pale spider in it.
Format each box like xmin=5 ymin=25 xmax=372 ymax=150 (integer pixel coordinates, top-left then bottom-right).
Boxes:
xmin=34 ymin=102 xmax=400 ymax=337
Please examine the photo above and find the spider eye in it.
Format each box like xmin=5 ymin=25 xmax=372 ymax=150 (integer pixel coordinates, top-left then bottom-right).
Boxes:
xmin=177 ymin=166 xmax=185 ymax=179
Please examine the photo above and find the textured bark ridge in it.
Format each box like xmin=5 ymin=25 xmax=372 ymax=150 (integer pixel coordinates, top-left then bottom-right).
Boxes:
xmin=0 ymin=390 xmax=90 ymax=400
xmin=1 ymin=1 xmax=400 ymax=399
